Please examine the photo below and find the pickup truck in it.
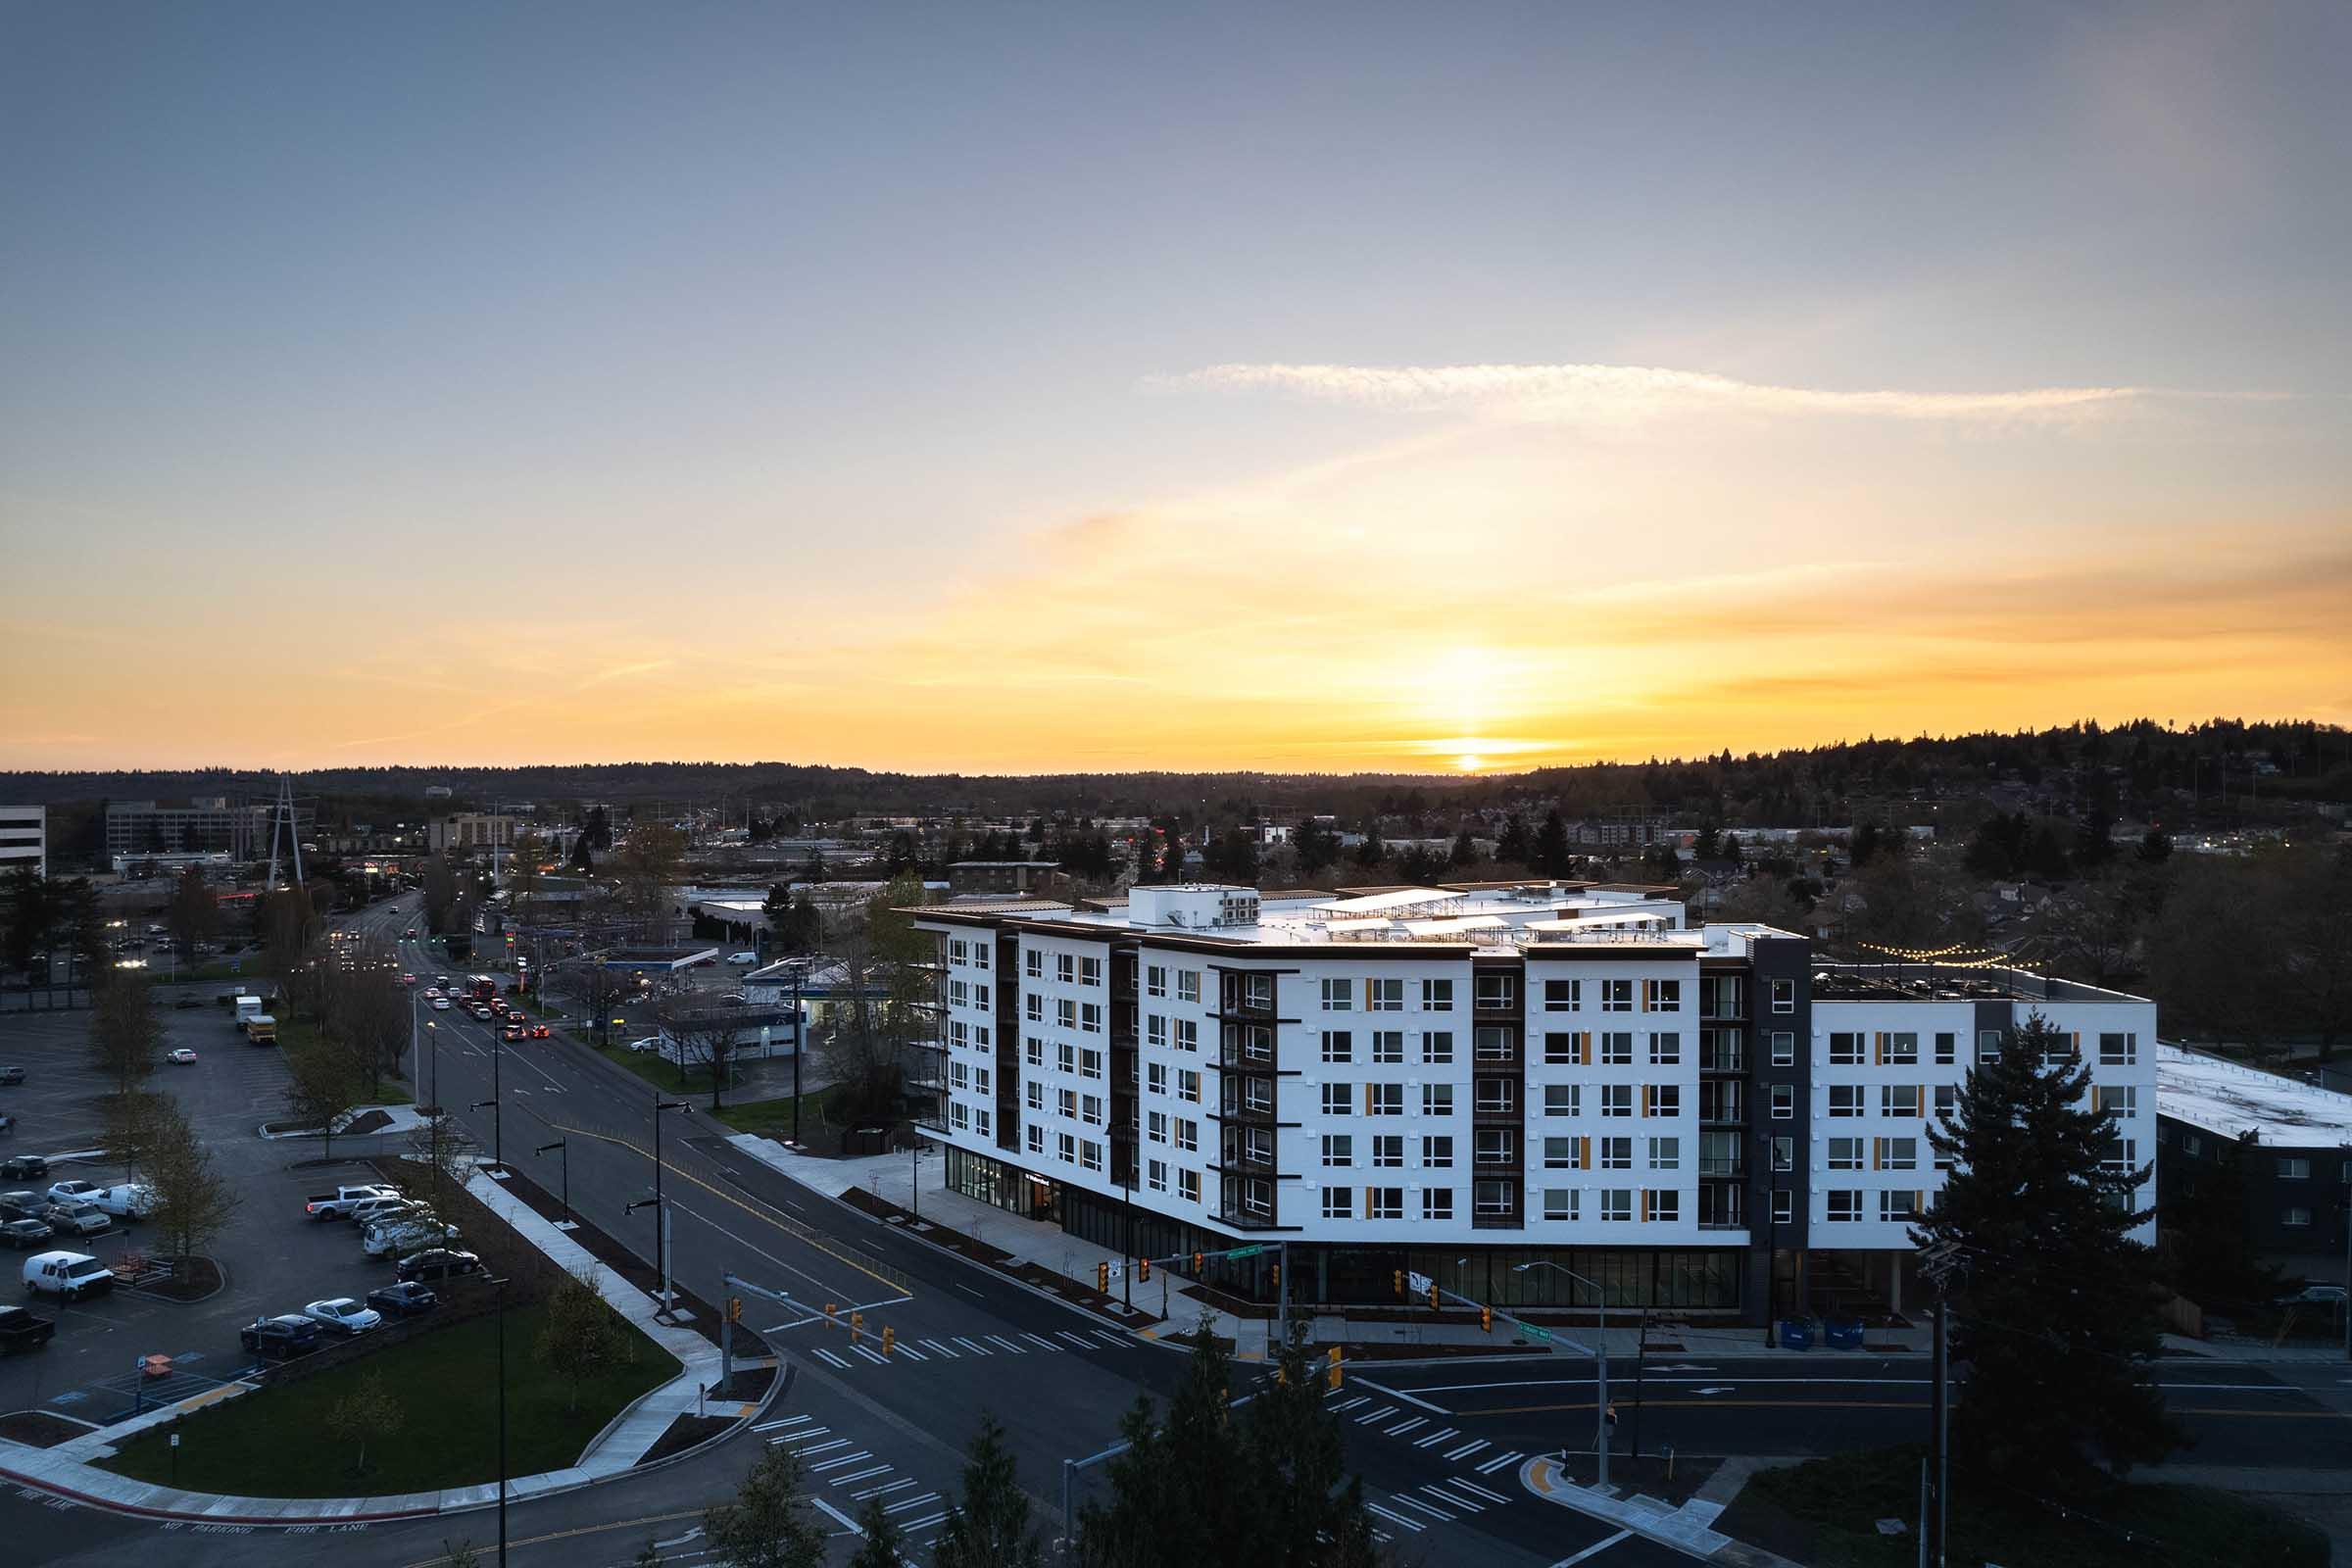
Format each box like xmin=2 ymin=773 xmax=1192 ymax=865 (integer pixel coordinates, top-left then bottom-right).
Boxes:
xmin=0 ymin=1303 xmax=56 ymax=1354
xmin=304 ymin=1183 xmax=400 ymax=1220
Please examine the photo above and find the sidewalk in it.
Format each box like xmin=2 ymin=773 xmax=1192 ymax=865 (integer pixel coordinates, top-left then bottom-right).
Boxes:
xmin=1524 ymin=1453 xmax=1809 ymax=1566
xmin=2162 ymin=1331 xmax=2352 ymax=1362
xmin=727 ymin=1134 xmax=1933 ymax=1363
xmin=0 ymin=1171 xmax=758 ymax=1523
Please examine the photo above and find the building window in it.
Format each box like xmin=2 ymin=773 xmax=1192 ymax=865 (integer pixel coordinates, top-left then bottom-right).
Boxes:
xmin=951 ymin=1103 xmax=969 ymax=1131
xmin=1544 ymin=979 xmax=1580 ymax=1010
xmin=1474 ymin=1026 xmax=1515 ymax=1062
xmin=1474 ymin=975 xmax=1516 ymax=1011
xmin=1770 ymin=1083 xmax=1794 ymax=1119
xmin=1646 ymin=1189 xmax=1680 ymax=1224
xmin=1373 ymin=1030 xmax=1405 ymax=1063
xmin=1474 ymin=1129 xmax=1515 ymax=1165
xmin=1935 ymin=1084 xmax=1957 ymax=1120
xmin=1056 ymin=954 xmax=1075 ymax=985
xmin=1882 ymin=1085 xmax=1922 ymax=1117
xmin=1771 ymin=1189 xmax=1793 ymax=1223
xmin=1648 ymin=1031 xmax=1681 ymax=1066
xmin=1772 ymin=1135 xmax=1793 ymax=1172
xmin=2099 ymin=1032 xmax=2137 ymax=1065
xmin=1056 ymin=1000 xmax=1077 ymax=1030
xmin=1058 ymin=1042 xmax=1076 ymax=1075
xmin=1829 ymin=1137 xmax=1862 ymax=1170
xmin=2282 ymin=1206 xmax=2313 ymax=1227
xmin=1373 ymin=1134 xmax=1404 ymax=1168
xmin=1244 ymin=1078 xmax=1274 ymax=1114
xmin=1601 ymin=980 xmax=1634 ymax=1012
xmin=2097 ymin=1086 xmax=2135 ymax=1116
xmin=1368 ymin=978 xmax=1404 ymax=1012
xmin=947 ymin=980 xmax=967 ymax=1008
xmin=1058 ymin=1088 xmax=1078 ymax=1119
xmin=1827 ymin=1190 xmax=1862 ymax=1222
xmin=1367 ymin=1187 xmax=1404 ymax=1220
xmin=1148 ymin=1110 xmax=1167 ymax=1143
xmin=1601 ymin=1032 xmax=1634 ymax=1065
xmin=1322 ymin=1134 xmax=1352 ymax=1167
xmin=1322 ymin=1187 xmax=1351 ymax=1219
xmin=1026 ymin=950 xmax=1043 ymax=979
xmin=1321 ymin=978 xmax=1352 ymax=1010
xmin=1600 ymin=1084 xmax=1633 ymax=1118
xmin=1367 ymin=1083 xmax=1405 ymax=1116
xmin=1027 ymin=1125 xmax=1046 ymax=1154
xmin=1174 ymin=1118 xmax=1198 ymax=1152
xmin=1543 ymin=1188 xmax=1578 ymax=1221
xmin=1080 ymin=956 xmax=1102 ymax=987
xmin=1829 ymin=1086 xmax=1864 ymax=1118
xmin=1643 ymin=979 xmax=1682 ymax=1011
xmin=1026 ymin=995 xmax=1045 ymax=1023
xmin=1770 ymin=978 xmax=1794 ymax=1013
xmin=1648 ymin=1136 xmax=1680 ymax=1171
xmin=1082 ymin=1049 xmax=1103 ymax=1080
xmin=1177 ymin=970 xmax=1200 ymax=1004
xmin=1544 ymin=1137 xmax=1579 ymax=1170
xmin=1600 ymin=1136 xmax=1632 ymax=1170
xmin=1174 ymin=1018 xmax=1198 ymax=1052
xmin=1474 ymin=1181 xmax=1515 ymax=1217
xmin=1881 ymin=1137 xmax=1918 ymax=1171
xmin=1934 ymin=1032 xmax=1956 ymax=1065
xmin=1081 ymin=1095 xmax=1103 ymax=1126
xmin=1474 ymin=1079 xmax=1516 ymax=1116
xmin=1643 ymin=1084 xmax=1681 ymax=1118
xmin=1421 ymin=1030 xmax=1455 ymax=1064
xmin=1178 ymin=1168 xmax=1200 ymax=1202
xmin=1422 ymin=978 xmax=1454 ymax=1009
xmin=1178 ymin=1069 xmax=1200 ymax=1102
xmin=1057 ymin=1131 xmax=1075 ymax=1162
xmin=1976 ymin=1030 xmax=2003 ymax=1064
xmin=2184 ymin=1134 xmax=2202 ymax=1156
xmin=1599 ymin=1189 xmax=1633 ymax=1223
xmin=1148 ymin=1158 xmax=1167 ymax=1192
xmin=1321 ymin=1082 xmax=1351 ymax=1116
xmin=1080 ymin=1141 xmax=1103 ymax=1172
xmin=1769 ymin=1031 xmax=1793 ymax=1066
xmin=1146 ymin=963 xmax=1165 ymax=997
xmin=1544 ymin=1084 xmax=1578 ymax=1118
xmin=1422 ymin=1083 xmax=1455 ymax=1116
xmin=1423 ymin=1188 xmax=1453 ymax=1220
xmin=1544 ymin=1031 xmax=1583 ymax=1065
xmin=1080 ymin=1003 xmax=1102 ymax=1034
xmin=1878 ymin=1031 xmax=1918 ymax=1066
xmin=1147 ymin=1015 xmax=1166 ymax=1050
xmin=2278 ymin=1157 xmax=2311 ymax=1180
xmin=1879 ymin=1189 xmax=1919 ymax=1221
xmin=1830 ymin=1032 xmax=1864 ymax=1065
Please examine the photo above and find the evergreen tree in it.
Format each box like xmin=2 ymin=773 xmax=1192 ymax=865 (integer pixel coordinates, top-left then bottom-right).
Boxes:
xmin=1077 ymin=1327 xmax=1242 ymax=1568
xmin=3 ymin=863 xmax=52 ymax=977
xmin=1494 ymin=815 xmax=1532 ymax=868
xmin=1352 ymin=823 xmax=1385 ymax=868
xmin=1448 ymin=828 xmax=1480 ymax=869
xmin=846 ymin=1493 xmax=906 ymax=1568
xmin=1294 ymin=818 xmax=1340 ymax=876
xmin=2135 ymin=827 xmax=2174 ymax=863
xmin=1849 ymin=821 xmax=1883 ymax=867
xmin=1533 ymin=809 xmax=1569 ymax=876
xmin=703 ymin=1445 xmax=826 ymax=1568
xmin=1916 ymin=1014 xmax=2181 ymax=1487
xmin=2074 ymin=808 xmax=2117 ymax=870
xmin=2026 ymin=822 xmax=2073 ymax=880
xmin=934 ymin=1411 xmax=1042 ymax=1568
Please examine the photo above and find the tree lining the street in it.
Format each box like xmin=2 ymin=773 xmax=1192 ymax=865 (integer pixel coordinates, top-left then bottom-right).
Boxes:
xmin=535 ymin=1269 xmax=636 ymax=1414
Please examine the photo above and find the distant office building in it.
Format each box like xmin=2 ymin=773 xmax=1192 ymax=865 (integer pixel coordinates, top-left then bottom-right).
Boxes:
xmin=427 ymin=813 xmax=517 ymax=853
xmin=105 ymin=797 xmax=304 ymax=861
xmin=949 ymin=860 xmax=1064 ymax=896
xmin=0 ymin=805 xmax=45 ymax=878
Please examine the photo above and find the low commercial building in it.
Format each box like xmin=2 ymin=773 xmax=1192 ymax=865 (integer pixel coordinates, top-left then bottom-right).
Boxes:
xmin=106 ymin=797 xmax=305 ymax=860
xmin=949 ymin=860 xmax=1064 ymax=896
xmin=0 ymin=805 xmax=45 ymax=878
xmin=2157 ymin=1046 xmax=2352 ymax=1282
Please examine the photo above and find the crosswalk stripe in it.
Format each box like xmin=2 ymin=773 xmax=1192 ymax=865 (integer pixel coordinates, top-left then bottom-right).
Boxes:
xmin=794 ymin=1439 xmax=851 ymax=1457
xmin=901 ymin=1512 xmax=951 ymax=1532
xmin=1093 ymin=1329 xmax=1129 ymax=1348
xmin=1391 ymin=1494 xmax=1454 ymax=1521
xmin=987 ymin=1335 xmax=1028 ymax=1354
xmin=754 ymin=1414 xmax=810 ymax=1433
xmin=1443 ymin=1439 xmax=1489 ymax=1460
xmin=954 ymin=1337 xmax=992 ymax=1355
xmin=920 ymin=1339 xmax=957 ymax=1357
xmin=808 ymin=1451 xmax=872 ymax=1472
xmin=1353 ymin=1405 xmax=1396 ymax=1424
xmin=830 ymin=1465 xmax=894 ymax=1486
xmin=884 ymin=1493 xmax=942 ymax=1514
xmin=768 ymin=1427 xmax=832 ymax=1446
xmin=1450 ymin=1477 xmax=1513 ymax=1504
xmin=1055 ymin=1330 xmax=1097 ymax=1349
xmin=1023 ymin=1333 xmax=1059 ymax=1351
xmin=896 ymin=1345 xmax=928 ymax=1361
xmin=1413 ymin=1427 xmax=1460 ymax=1448
xmin=1474 ymin=1450 xmax=1523 ymax=1475
xmin=1387 ymin=1416 xmax=1428 ymax=1436
xmin=854 ymin=1345 xmax=887 ymax=1364
xmin=1330 ymin=1396 xmax=1370 ymax=1411
xmin=1364 ymin=1502 xmax=1425 ymax=1533
xmin=813 ymin=1348 xmax=851 ymax=1369
xmin=1423 ymin=1483 xmax=1484 ymax=1512
xmin=854 ymin=1478 xmax=916 ymax=1500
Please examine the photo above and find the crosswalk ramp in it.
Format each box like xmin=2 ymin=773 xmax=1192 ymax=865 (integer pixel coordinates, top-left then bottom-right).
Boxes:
xmin=797 ymin=1324 xmax=1132 ymax=1371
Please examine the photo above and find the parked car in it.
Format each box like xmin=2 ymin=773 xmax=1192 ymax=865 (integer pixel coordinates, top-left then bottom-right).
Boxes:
xmin=0 ymin=1112 xmax=11 ymax=1134
xmin=347 ymin=1196 xmax=423 ymax=1227
xmin=0 ymin=1191 xmax=45 ymax=1222
xmin=239 ymin=1313 xmax=320 ymax=1358
xmin=304 ymin=1297 xmax=383 ymax=1336
xmin=42 ymin=1201 xmax=109 ymax=1238
xmin=726 ymin=952 xmax=759 ymax=965
xmin=2278 ymin=1283 xmax=2350 ymax=1306
xmin=398 ymin=1248 xmax=480 ymax=1283
xmin=91 ymin=1184 xmax=158 ymax=1222
xmin=366 ymin=1281 xmax=438 ymax=1318
xmin=0 ymin=1156 xmax=47 ymax=1182
xmin=167 ymin=1048 xmax=199 ymax=1064
xmin=0 ymin=1068 xmax=24 ymax=1086
xmin=624 ymin=1037 xmax=662 ymax=1054
xmin=173 ymin=996 xmax=204 ymax=1009
xmin=23 ymin=1250 xmax=116 ymax=1299
xmin=0 ymin=1219 xmax=53 ymax=1250
xmin=45 ymin=1180 xmax=101 ymax=1205
xmin=305 ymin=1183 xmax=400 ymax=1220
xmin=0 ymin=1302 xmax=56 ymax=1353
xmin=365 ymin=1218 xmax=460 ymax=1257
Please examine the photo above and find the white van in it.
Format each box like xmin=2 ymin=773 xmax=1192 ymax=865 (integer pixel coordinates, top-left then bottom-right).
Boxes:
xmin=24 ymin=1250 xmax=116 ymax=1300
xmin=91 ymin=1184 xmax=157 ymax=1222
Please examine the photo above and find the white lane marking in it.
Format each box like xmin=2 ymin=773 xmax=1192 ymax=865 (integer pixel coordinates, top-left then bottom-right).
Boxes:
xmin=953 ymin=1337 xmax=991 ymax=1355
xmin=1353 ymin=1405 xmax=1396 ymax=1425
xmin=1553 ymin=1529 xmax=1634 ymax=1565
xmin=1475 ymin=1449 xmax=1524 ymax=1475
xmin=809 ymin=1497 xmax=860 ymax=1534
xmin=1355 ymin=1376 xmax=1451 ymax=1414
xmin=899 ymin=1512 xmax=951 ymax=1532
xmin=1364 ymin=1502 xmax=1426 ymax=1533
xmin=853 ymin=1344 xmax=887 ymax=1364
xmin=813 ymin=1348 xmax=850 ymax=1369
xmin=768 ymin=1427 xmax=833 ymax=1446
xmin=1413 ymin=1427 xmax=1460 ymax=1448
xmin=986 ymin=1335 xmax=1028 ymax=1354
xmin=1443 ymin=1439 xmax=1489 ymax=1460
xmin=1693 ymin=1386 xmax=1734 ymax=1396
xmin=1387 ymin=1415 xmax=1428 ymax=1436
xmin=792 ymin=1438 xmax=851 ymax=1457
xmin=1023 ymin=1333 xmax=1060 ymax=1351
xmin=884 ymin=1493 xmax=943 ymax=1514
xmin=895 ymin=1345 xmax=928 ymax=1361
xmin=808 ymin=1450 xmax=873 ymax=1472
xmin=1093 ymin=1329 xmax=1130 ymax=1348
xmin=1423 ymin=1483 xmax=1486 ymax=1512
xmin=753 ymin=1414 xmax=809 ymax=1433
xmin=920 ymin=1339 xmax=957 ymax=1357
xmin=1055 ymin=1331 xmax=1097 ymax=1349
xmin=1391 ymin=1493 xmax=1455 ymax=1521
xmin=1330 ymin=1396 xmax=1370 ymax=1411
xmin=1451 ymin=1477 xmax=1514 ymax=1504
xmin=829 ymin=1465 xmax=894 ymax=1486
xmin=854 ymin=1478 xmax=917 ymax=1500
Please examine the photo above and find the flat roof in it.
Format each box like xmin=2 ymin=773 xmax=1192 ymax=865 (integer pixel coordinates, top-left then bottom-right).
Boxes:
xmin=1811 ymin=962 xmax=2148 ymax=1005
xmin=2156 ymin=1045 xmax=2352 ymax=1147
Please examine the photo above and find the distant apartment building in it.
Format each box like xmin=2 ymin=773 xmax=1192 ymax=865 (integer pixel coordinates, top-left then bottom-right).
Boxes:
xmin=0 ymin=805 xmax=45 ymax=878
xmin=105 ymin=797 xmax=306 ymax=861
xmin=426 ymin=813 xmax=517 ymax=853
xmin=2157 ymin=1046 xmax=2352 ymax=1281
xmin=911 ymin=882 xmax=2157 ymax=1322
xmin=949 ymin=860 xmax=1064 ymax=896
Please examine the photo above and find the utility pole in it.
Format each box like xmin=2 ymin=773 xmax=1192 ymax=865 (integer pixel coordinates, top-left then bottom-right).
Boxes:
xmin=1920 ymin=1240 xmax=1964 ymax=1568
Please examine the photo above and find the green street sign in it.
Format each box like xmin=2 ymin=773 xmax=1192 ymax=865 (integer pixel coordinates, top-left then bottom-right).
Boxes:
xmin=1226 ymin=1245 xmax=1265 ymax=1259
xmin=1526 ymin=1325 xmax=1552 ymax=1342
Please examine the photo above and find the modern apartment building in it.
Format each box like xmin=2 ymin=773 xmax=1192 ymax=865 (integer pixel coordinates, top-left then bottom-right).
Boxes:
xmin=912 ymin=882 xmax=2160 ymax=1322
xmin=2156 ymin=1045 xmax=2352 ymax=1282
xmin=426 ymin=812 xmax=517 ymax=853
xmin=0 ymin=805 xmax=44 ymax=878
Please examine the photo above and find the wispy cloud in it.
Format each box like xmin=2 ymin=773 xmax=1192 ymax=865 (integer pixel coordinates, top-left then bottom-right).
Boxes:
xmin=1152 ymin=362 xmax=2145 ymax=425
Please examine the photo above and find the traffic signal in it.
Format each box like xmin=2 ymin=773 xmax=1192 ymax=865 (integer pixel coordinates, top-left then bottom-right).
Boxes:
xmin=1192 ymin=1250 xmax=1204 ymax=1272
xmin=1480 ymin=1305 xmax=1493 ymax=1334
xmin=1096 ymin=1261 xmax=1110 ymax=1292
xmin=824 ymin=1302 xmax=837 ymax=1322
xmin=851 ymin=1310 xmax=864 ymax=1340
xmin=1428 ymin=1283 xmax=1441 ymax=1311
xmin=1326 ymin=1347 xmax=1343 ymax=1391
xmin=727 ymin=1297 xmax=743 ymax=1323
xmin=1268 ymin=1263 xmax=1279 ymax=1293
xmin=882 ymin=1325 xmax=895 ymax=1355
xmin=1394 ymin=1269 xmax=1406 ymax=1299
xmin=1137 ymin=1256 xmax=1151 ymax=1282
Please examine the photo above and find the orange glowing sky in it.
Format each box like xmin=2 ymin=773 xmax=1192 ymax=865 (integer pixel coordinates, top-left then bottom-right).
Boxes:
xmin=3 ymin=6 xmax=2347 ymax=774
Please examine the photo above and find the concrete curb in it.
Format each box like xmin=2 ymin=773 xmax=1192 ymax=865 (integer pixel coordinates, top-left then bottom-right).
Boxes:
xmin=1519 ymin=1452 xmax=1813 ymax=1564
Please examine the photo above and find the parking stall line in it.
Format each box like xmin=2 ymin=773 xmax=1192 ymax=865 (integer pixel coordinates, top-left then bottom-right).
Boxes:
xmin=1353 ymin=1405 xmax=1396 ymax=1424
xmin=753 ymin=1414 xmax=810 ymax=1434
xmin=791 ymin=1438 xmax=852 ymax=1458
xmin=1022 ymin=1333 xmax=1060 ymax=1351
xmin=1093 ymin=1330 xmax=1130 ymax=1348
xmin=1390 ymin=1494 xmax=1455 ymax=1522
xmin=986 ymin=1335 xmax=1028 ymax=1354
xmin=767 ymin=1426 xmax=831 ymax=1446
xmin=1055 ymin=1331 xmax=1097 ymax=1350
xmin=1329 ymin=1396 xmax=1370 ymax=1411
xmin=900 ymin=1512 xmax=951 ymax=1533
xmin=920 ymin=1339 xmax=957 ymax=1357
xmin=1423 ymin=1483 xmax=1486 ymax=1513
xmin=894 ymin=1345 xmax=928 ymax=1361
xmin=853 ymin=1345 xmax=887 ymax=1364
xmin=1364 ymin=1502 xmax=1425 ymax=1533
xmin=812 ymin=1348 xmax=851 ymax=1369
xmin=1450 ymin=1477 xmax=1513 ymax=1505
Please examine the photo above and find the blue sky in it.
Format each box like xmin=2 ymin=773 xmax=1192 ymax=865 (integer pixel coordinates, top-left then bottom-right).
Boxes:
xmin=3 ymin=3 xmax=2346 ymax=769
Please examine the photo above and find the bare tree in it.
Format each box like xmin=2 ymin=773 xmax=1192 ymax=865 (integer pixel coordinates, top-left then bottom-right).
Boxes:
xmin=149 ymin=1101 xmax=238 ymax=1280
xmin=102 ymin=1089 xmax=172 ymax=1184
xmin=89 ymin=975 xmax=163 ymax=1098
xmin=326 ymin=1370 xmax=405 ymax=1477
xmin=819 ymin=872 xmax=929 ymax=1124
xmin=534 ymin=1268 xmax=632 ymax=1412
xmin=659 ymin=996 xmax=743 ymax=1110
xmin=284 ymin=1032 xmax=363 ymax=1161
xmin=612 ymin=823 xmax=685 ymax=923
xmin=166 ymin=866 xmax=220 ymax=962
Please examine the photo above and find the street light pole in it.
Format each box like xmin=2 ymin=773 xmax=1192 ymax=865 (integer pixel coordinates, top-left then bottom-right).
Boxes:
xmin=650 ymin=1097 xmax=690 ymax=1314
xmin=1515 ymin=1260 xmax=1609 ymax=1489
xmin=486 ymin=1272 xmax=510 ymax=1568
xmin=790 ymin=964 xmax=804 ymax=1147
xmin=537 ymin=1139 xmax=569 ymax=1227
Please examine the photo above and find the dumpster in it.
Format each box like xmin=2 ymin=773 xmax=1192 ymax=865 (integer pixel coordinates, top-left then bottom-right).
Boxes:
xmin=1777 ymin=1317 xmax=1814 ymax=1350
xmin=1824 ymin=1316 xmax=1866 ymax=1350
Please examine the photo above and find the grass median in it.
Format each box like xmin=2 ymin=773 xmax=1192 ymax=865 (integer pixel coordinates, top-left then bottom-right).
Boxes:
xmin=97 ymin=1300 xmax=680 ymax=1497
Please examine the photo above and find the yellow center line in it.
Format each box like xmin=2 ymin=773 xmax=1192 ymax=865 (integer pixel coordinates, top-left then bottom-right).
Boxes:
xmin=546 ymin=1121 xmax=912 ymax=1297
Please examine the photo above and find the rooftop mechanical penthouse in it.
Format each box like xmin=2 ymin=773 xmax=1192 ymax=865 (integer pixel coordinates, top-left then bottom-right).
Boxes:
xmin=910 ymin=883 xmax=2156 ymax=1322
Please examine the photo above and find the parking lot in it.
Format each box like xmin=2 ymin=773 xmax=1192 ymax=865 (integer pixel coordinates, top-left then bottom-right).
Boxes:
xmin=0 ymin=995 xmax=437 ymax=1424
